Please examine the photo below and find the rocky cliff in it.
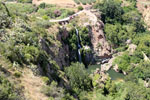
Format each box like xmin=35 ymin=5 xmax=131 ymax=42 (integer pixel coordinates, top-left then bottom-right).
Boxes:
xmin=40 ymin=25 xmax=70 ymax=70
xmin=137 ymin=0 xmax=150 ymax=30
xmin=73 ymin=10 xmax=112 ymax=60
xmin=40 ymin=10 xmax=112 ymax=72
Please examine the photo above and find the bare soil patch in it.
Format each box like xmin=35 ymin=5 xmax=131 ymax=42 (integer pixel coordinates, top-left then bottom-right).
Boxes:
xmin=137 ymin=0 xmax=150 ymax=30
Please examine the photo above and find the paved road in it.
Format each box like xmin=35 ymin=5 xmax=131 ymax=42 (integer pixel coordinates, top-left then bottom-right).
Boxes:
xmin=48 ymin=10 xmax=85 ymax=22
xmin=48 ymin=9 xmax=97 ymax=25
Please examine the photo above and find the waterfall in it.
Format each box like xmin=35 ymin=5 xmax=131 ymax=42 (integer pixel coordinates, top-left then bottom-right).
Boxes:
xmin=75 ymin=27 xmax=82 ymax=62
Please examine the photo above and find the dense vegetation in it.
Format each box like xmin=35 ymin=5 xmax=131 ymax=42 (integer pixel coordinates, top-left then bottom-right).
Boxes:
xmin=0 ymin=75 xmax=21 ymax=100
xmin=91 ymin=0 xmax=150 ymax=99
xmin=63 ymin=26 xmax=91 ymax=63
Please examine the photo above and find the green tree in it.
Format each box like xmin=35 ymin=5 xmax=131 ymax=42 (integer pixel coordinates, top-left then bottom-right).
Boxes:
xmin=65 ymin=63 xmax=92 ymax=94
xmin=104 ymin=23 xmax=136 ymax=47
xmin=95 ymin=0 xmax=123 ymax=23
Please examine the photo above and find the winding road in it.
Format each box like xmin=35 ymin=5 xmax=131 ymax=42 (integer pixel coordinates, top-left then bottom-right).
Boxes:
xmin=37 ymin=9 xmax=97 ymax=24
xmin=48 ymin=10 xmax=85 ymax=23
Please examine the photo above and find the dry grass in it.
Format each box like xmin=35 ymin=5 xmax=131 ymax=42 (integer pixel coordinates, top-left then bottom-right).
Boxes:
xmin=33 ymin=0 xmax=76 ymax=7
xmin=21 ymin=68 xmax=48 ymax=100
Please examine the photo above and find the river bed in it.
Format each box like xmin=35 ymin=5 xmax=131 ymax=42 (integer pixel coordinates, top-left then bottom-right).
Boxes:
xmin=87 ymin=65 xmax=125 ymax=80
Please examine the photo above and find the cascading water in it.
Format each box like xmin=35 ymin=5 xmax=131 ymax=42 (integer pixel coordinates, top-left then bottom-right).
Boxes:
xmin=75 ymin=27 xmax=82 ymax=62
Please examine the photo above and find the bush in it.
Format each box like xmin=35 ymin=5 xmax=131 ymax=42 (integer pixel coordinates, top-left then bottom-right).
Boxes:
xmin=42 ymin=15 xmax=49 ymax=20
xmin=38 ymin=3 xmax=46 ymax=9
xmin=42 ymin=76 xmax=50 ymax=84
xmin=54 ymin=10 xmax=61 ymax=17
xmin=22 ymin=46 xmax=40 ymax=64
xmin=0 ymin=3 xmax=12 ymax=29
xmin=42 ymin=81 xmax=64 ymax=99
xmin=0 ymin=76 xmax=21 ymax=100
xmin=14 ymin=71 xmax=22 ymax=78
xmin=35 ymin=20 xmax=51 ymax=28
xmin=78 ymin=6 xmax=83 ymax=11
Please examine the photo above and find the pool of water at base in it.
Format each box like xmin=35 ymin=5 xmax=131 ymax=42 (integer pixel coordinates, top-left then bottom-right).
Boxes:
xmin=87 ymin=65 xmax=125 ymax=80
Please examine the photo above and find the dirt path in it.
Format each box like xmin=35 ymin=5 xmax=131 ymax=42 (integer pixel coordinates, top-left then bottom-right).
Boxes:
xmin=21 ymin=68 xmax=48 ymax=100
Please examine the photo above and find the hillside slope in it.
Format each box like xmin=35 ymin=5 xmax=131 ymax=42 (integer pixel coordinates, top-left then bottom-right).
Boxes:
xmin=137 ymin=0 xmax=150 ymax=30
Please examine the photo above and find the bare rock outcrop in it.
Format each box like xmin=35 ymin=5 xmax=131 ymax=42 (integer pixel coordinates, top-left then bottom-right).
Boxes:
xmin=92 ymin=68 xmax=109 ymax=88
xmin=137 ymin=0 xmax=150 ymax=30
xmin=100 ymin=52 xmax=123 ymax=72
xmin=76 ymin=10 xmax=112 ymax=60
xmin=40 ymin=26 xmax=70 ymax=70
xmin=91 ymin=20 xmax=112 ymax=59
xmin=142 ymin=51 xmax=150 ymax=62
xmin=144 ymin=78 xmax=150 ymax=88
xmin=128 ymin=44 xmax=137 ymax=55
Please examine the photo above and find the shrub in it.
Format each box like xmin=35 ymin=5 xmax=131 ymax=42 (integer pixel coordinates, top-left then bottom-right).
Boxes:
xmin=42 ymin=76 xmax=50 ymax=84
xmin=42 ymin=81 xmax=64 ymax=99
xmin=114 ymin=53 xmax=131 ymax=72
xmin=54 ymin=10 xmax=61 ymax=17
xmin=0 ymin=76 xmax=21 ymax=100
xmin=14 ymin=71 xmax=22 ymax=78
xmin=42 ymin=15 xmax=49 ymax=20
xmin=35 ymin=20 xmax=51 ymax=28
xmin=78 ymin=6 xmax=83 ymax=11
xmin=22 ymin=46 xmax=40 ymax=64
xmin=0 ymin=3 xmax=12 ymax=29
xmin=38 ymin=3 xmax=46 ymax=9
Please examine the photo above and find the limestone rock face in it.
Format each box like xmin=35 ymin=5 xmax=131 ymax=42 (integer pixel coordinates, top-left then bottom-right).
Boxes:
xmin=77 ymin=10 xmax=112 ymax=60
xmin=91 ymin=20 xmax=112 ymax=59
xmin=40 ymin=27 xmax=70 ymax=69
xmin=143 ymin=8 xmax=150 ymax=30
xmin=40 ymin=10 xmax=113 ymax=70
